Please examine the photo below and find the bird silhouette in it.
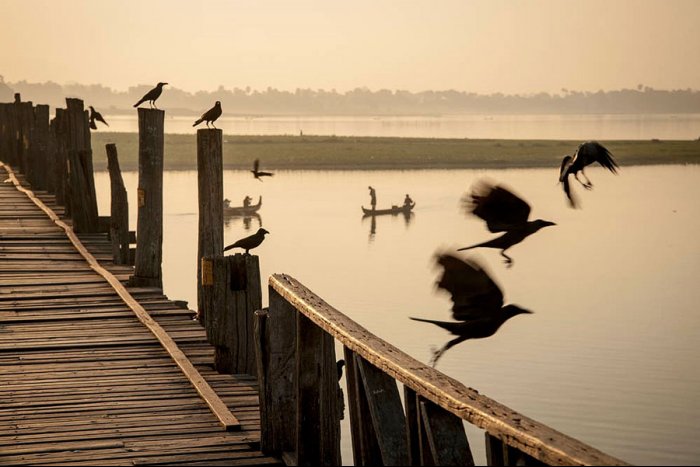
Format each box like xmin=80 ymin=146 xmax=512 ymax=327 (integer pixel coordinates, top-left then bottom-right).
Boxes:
xmin=410 ymin=253 xmax=533 ymax=367
xmin=133 ymin=82 xmax=168 ymax=109
xmin=193 ymin=101 xmax=222 ymax=128
xmin=251 ymin=159 xmax=274 ymax=181
xmin=88 ymin=106 xmax=109 ymax=130
xmin=457 ymin=179 xmax=555 ymax=267
xmin=224 ymin=228 xmax=269 ymax=255
xmin=559 ymin=141 xmax=619 ymax=208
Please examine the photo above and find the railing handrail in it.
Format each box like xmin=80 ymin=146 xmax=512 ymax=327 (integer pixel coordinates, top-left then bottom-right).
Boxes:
xmin=270 ymin=273 xmax=629 ymax=466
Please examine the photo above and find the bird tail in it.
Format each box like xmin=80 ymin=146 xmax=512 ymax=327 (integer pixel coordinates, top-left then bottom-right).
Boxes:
xmin=133 ymin=99 xmax=145 ymax=108
xmin=409 ymin=317 xmax=462 ymax=333
xmin=562 ymin=176 xmax=579 ymax=209
xmin=193 ymin=118 xmax=203 ymax=127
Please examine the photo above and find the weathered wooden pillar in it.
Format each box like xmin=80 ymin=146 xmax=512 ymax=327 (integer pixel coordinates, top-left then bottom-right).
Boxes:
xmin=197 ymin=128 xmax=223 ymax=324
xmin=16 ymin=101 xmax=34 ymax=177
xmin=32 ymin=105 xmax=50 ymax=191
xmin=50 ymin=109 xmax=68 ymax=207
xmin=106 ymin=144 xmax=130 ymax=265
xmin=0 ymin=104 xmax=17 ymax=166
xmin=256 ymin=286 xmax=298 ymax=459
xmin=130 ymin=108 xmax=164 ymax=288
xmin=295 ymin=313 xmax=341 ymax=466
xmin=65 ymin=98 xmax=98 ymax=233
xmin=201 ymin=254 xmax=261 ymax=374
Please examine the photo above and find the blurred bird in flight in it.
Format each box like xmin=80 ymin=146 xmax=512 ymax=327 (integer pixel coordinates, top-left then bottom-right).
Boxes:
xmin=559 ymin=141 xmax=619 ymax=208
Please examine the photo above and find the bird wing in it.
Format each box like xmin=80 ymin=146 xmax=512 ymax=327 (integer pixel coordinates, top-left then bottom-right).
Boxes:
xmin=435 ymin=254 xmax=504 ymax=321
xmin=577 ymin=141 xmax=618 ymax=174
xmin=559 ymin=155 xmax=573 ymax=182
xmin=464 ymin=179 xmax=531 ymax=232
xmin=562 ymin=175 xmax=579 ymax=208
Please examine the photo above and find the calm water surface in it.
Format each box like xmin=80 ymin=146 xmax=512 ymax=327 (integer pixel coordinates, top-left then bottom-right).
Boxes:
xmin=101 ymin=113 xmax=700 ymax=140
xmin=94 ymin=165 xmax=700 ymax=465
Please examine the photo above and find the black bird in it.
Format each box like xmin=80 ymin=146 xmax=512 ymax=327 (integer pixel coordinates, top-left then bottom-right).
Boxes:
xmin=559 ymin=141 xmax=619 ymax=208
xmin=410 ymin=253 xmax=533 ymax=367
xmin=193 ymin=101 xmax=222 ymax=128
xmin=224 ymin=228 xmax=269 ymax=255
xmin=336 ymin=360 xmax=345 ymax=381
xmin=457 ymin=179 xmax=555 ymax=267
xmin=133 ymin=82 xmax=168 ymax=109
xmin=251 ymin=159 xmax=274 ymax=181
xmin=88 ymin=106 xmax=109 ymax=130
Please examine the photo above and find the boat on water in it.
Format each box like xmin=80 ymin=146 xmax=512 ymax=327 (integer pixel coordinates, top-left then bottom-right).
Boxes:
xmin=362 ymin=202 xmax=415 ymax=216
xmin=224 ymin=196 xmax=262 ymax=215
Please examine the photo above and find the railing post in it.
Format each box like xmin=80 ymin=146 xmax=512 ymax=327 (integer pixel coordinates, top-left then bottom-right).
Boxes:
xmin=201 ymin=253 xmax=261 ymax=375
xmin=130 ymin=107 xmax=164 ymax=288
xmin=256 ymin=286 xmax=297 ymax=460
xmin=295 ymin=313 xmax=341 ymax=466
xmin=196 ymin=128 xmax=223 ymax=326
xmin=16 ymin=101 xmax=34 ymax=177
xmin=106 ymin=144 xmax=130 ymax=265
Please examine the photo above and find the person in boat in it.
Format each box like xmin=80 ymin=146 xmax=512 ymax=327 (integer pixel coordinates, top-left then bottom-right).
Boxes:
xmin=368 ymin=186 xmax=377 ymax=211
xmin=403 ymin=194 xmax=414 ymax=208
xmin=243 ymin=196 xmax=252 ymax=208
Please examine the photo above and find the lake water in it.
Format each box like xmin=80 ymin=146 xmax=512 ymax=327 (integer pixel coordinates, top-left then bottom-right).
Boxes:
xmin=100 ymin=113 xmax=700 ymax=140
xmin=94 ymin=165 xmax=700 ymax=465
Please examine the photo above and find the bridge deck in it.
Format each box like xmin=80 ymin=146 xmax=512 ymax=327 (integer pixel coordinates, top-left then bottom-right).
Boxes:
xmin=0 ymin=167 xmax=280 ymax=466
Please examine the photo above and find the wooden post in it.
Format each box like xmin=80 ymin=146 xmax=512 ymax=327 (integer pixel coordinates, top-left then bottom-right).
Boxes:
xmin=32 ymin=105 xmax=50 ymax=191
xmin=197 ymin=128 xmax=223 ymax=325
xmin=257 ymin=286 xmax=298 ymax=459
xmin=106 ymin=144 xmax=130 ymax=265
xmin=65 ymin=98 xmax=98 ymax=232
xmin=295 ymin=313 xmax=341 ymax=466
xmin=202 ymin=254 xmax=262 ymax=374
xmin=50 ymin=109 xmax=69 ymax=208
xmin=254 ymin=309 xmax=272 ymax=449
xmin=0 ymin=104 xmax=18 ymax=166
xmin=130 ymin=108 xmax=164 ymax=288
xmin=16 ymin=101 xmax=34 ymax=177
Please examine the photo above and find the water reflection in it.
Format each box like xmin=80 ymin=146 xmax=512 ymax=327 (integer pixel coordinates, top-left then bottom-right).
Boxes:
xmin=224 ymin=212 xmax=262 ymax=231
xmin=362 ymin=208 xmax=414 ymax=242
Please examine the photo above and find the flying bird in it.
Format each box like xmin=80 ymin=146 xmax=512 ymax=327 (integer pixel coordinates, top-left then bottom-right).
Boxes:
xmin=193 ymin=101 xmax=222 ymax=128
xmin=457 ymin=179 xmax=555 ymax=267
xmin=224 ymin=228 xmax=269 ymax=255
xmin=88 ymin=106 xmax=109 ymax=130
xmin=559 ymin=141 xmax=619 ymax=208
xmin=133 ymin=82 xmax=168 ymax=109
xmin=410 ymin=253 xmax=533 ymax=367
xmin=251 ymin=159 xmax=274 ymax=181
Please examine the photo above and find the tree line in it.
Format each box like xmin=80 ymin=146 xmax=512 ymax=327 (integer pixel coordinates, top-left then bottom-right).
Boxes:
xmin=1 ymin=77 xmax=699 ymax=116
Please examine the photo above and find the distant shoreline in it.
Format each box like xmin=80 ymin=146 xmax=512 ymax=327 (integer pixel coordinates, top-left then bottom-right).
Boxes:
xmin=91 ymin=133 xmax=700 ymax=172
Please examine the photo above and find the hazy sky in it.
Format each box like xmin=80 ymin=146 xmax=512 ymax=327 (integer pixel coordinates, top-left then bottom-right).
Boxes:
xmin=1 ymin=0 xmax=699 ymax=94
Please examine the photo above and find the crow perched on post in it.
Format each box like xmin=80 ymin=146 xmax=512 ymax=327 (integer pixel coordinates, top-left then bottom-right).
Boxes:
xmin=559 ymin=141 xmax=619 ymax=208
xmin=88 ymin=106 xmax=109 ymax=130
xmin=457 ymin=179 xmax=555 ymax=267
xmin=224 ymin=228 xmax=269 ymax=255
xmin=193 ymin=101 xmax=222 ymax=128
xmin=410 ymin=254 xmax=533 ymax=367
xmin=251 ymin=159 xmax=274 ymax=181
xmin=133 ymin=82 xmax=168 ymax=109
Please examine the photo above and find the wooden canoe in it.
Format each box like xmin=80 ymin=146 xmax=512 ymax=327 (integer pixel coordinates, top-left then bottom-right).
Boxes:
xmin=362 ymin=202 xmax=415 ymax=216
xmin=224 ymin=196 xmax=262 ymax=215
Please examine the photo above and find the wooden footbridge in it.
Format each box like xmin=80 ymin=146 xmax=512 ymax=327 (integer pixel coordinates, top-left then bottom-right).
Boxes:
xmin=0 ymin=96 xmax=630 ymax=466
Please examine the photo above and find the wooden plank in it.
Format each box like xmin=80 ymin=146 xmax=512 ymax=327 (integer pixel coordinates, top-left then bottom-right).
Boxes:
xmin=0 ymin=161 xmax=240 ymax=431
xmin=420 ymin=399 xmax=474 ymax=466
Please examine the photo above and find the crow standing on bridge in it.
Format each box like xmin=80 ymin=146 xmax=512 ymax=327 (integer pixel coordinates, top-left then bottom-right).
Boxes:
xmin=251 ymin=159 xmax=274 ymax=181
xmin=457 ymin=179 xmax=555 ymax=267
xmin=559 ymin=141 xmax=619 ymax=208
xmin=193 ymin=101 xmax=222 ymax=129
xmin=88 ymin=106 xmax=109 ymax=130
xmin=410 ymin=254 xmax=533 ymax=367
xmin=224 ymin=228 xmax=269 ymax=255
xmin=133 ymin=82 xmax=168 ymax=109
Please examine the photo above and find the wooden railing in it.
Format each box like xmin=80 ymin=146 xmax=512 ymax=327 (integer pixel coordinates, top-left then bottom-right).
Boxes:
xmin=255 ymin=273 xmax=629 ymax=466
